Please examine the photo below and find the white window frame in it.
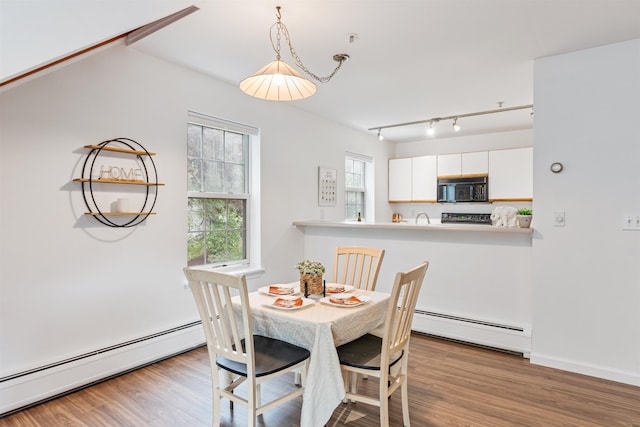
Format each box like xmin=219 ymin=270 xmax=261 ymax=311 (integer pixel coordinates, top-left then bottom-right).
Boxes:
xmin=187 ymin=111 xmax=262 ymax=276
xmin=345 ymin=152 xmax=374 ymax=222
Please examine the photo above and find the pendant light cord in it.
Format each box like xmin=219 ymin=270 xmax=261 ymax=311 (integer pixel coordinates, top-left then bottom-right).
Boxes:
xmin=269 ymin=6 xmax=347 ymax=83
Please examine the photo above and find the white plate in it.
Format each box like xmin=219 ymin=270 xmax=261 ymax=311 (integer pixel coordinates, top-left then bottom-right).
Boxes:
xmin=320 ymin=295 xmax=369 ymax=308
xmin=258 ymin=284 xmax=300 ymax=297
xmin=323 ymin=284 xmax=355 ymax=294
xmin=262 ymin=297 xmax=314 ymax=310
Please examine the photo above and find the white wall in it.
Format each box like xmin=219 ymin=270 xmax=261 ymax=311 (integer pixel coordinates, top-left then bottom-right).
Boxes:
xmin=0 ymin=41 xmax=391 ymax=412
xmin=531 ymin=39 xmax=640 ymax=385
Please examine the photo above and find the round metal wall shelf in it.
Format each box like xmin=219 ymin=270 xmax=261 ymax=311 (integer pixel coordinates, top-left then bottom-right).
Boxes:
xmin=74 ymin=138 xmax=163 ymax=228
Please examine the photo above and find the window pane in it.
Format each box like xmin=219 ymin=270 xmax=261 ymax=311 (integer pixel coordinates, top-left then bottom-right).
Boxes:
xmin=225 ymin=132 xmax=244 ymax=164
xmin=352 ymin=173 xmax=363 ymax=188
xmin=205 ymin=230 xmax=228 ymax=263
xmin=188 ymin=198 xmax=204 ymax=232
xmin=227 ymin=230 xmax=245 ymax=260
xmin=204 ymin=199 xmax=226 ymax=230
xmin=345 ymin=158 xmax=353 ymax=173
xmin=228 ymin=199 xmax=245 ymax=229
xmin=187 ymin=231 xmax=205 ymax=266
xmin=203 ymin=160 xmax=224 ymax=193
xmin=226 ymin=163 xmax=245 ymax=194
xmin=187 ymin=159 xmax=202 ymax=192
xmin=345 ymin=172 xmax=353 ymax=187
xmin=202 ymin=127 xmax=218 ymax=160
xmin=353 ymin=160 xmax=363 ymax=174
xmin=187 ymin=124 xmax=202 ymax=158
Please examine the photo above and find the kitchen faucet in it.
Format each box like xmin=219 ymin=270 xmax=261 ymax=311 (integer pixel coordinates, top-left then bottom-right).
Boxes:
xmin=415 ymin=211 xmax=431 ymax=224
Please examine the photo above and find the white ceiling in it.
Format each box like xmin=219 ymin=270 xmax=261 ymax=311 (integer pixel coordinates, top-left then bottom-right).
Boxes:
xmin=7 ymin=1 xmax=640 ymax=142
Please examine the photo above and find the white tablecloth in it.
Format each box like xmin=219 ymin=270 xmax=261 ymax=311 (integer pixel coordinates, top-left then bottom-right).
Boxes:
xmin=245 ymin=287 xmax=390 ymax=427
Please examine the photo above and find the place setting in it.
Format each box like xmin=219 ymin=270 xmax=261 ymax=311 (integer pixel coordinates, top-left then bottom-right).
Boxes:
xmin=258 ymin=284 xmax=315 ymax=310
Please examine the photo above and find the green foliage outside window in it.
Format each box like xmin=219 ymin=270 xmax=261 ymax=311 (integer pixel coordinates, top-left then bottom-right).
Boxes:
xmin=187 ymin=198 xmax=246 ymax=266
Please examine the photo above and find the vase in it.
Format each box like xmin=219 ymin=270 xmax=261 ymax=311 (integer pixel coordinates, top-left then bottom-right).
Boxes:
xmin=517 ymin=215 xmax=532 ymax=228
xmin=299 ymin=273 xmax=323 ymax=295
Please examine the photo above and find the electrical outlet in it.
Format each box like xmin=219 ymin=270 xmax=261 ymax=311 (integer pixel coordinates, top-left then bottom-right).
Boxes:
xmin=622 ymin=213 xmax=640 ymax=231
xmin=554 ymin=211 xmax=565 ymax=227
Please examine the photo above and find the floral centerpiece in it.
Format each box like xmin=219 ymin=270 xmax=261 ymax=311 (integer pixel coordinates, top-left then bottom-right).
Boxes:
xmin=295 ymin=260 xmax=325 ymax=295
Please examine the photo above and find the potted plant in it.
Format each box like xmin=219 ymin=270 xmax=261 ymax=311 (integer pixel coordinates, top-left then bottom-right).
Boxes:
xmin=516 ymin=208 xmax=533 ymax=228
xmin=295 ymin=260 xmax=325 ymax=295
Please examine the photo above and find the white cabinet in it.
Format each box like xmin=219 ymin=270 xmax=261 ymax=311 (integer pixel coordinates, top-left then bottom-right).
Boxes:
xmin=388 ymin=158 xmax=412 ymax=202
xmin=438 ymin=152 xmax=488 ymax=176
xmin=488 ymin=147 xmax=533 ymax=201
xmin=437 ymin=154 xmax=461 ymax=177
xmin=462 ymin=151 xmax=488 ymax=175
xmin=411 ymin=155 xmax=437 ymax=201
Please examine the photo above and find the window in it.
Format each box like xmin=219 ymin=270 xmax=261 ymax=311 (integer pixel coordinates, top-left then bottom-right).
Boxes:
xmin=187 ymin=112 xmax=259 ymax=268
xmin=345 ymin=153 xmax=374 ymax=221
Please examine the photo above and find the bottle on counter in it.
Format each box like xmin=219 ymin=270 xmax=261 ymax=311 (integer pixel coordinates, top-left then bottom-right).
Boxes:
xmin=357 ymin=212 xmax=362 ymax=222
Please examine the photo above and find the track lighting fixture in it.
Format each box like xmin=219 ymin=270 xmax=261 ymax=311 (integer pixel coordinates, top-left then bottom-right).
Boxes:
xmin=239 ymin=6 xmax=350 ymax=101
xmin=368 ymin=104 xmax=533 ymax=140
xmin=452 ymin=118 xmax=461 ymax=132
xmin=377 ymin=129 xmax=384 ymax=141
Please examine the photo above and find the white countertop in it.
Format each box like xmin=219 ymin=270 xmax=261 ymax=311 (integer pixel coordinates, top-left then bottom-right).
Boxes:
xmin=292 ymin=219 xmax=533 ymax=234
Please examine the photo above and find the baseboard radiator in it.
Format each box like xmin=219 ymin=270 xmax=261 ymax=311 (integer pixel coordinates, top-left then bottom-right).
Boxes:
xmin=0 ymin=322 xmax=205 ymax=417
xmin=412 ymin=309 xmax=531 ymax=357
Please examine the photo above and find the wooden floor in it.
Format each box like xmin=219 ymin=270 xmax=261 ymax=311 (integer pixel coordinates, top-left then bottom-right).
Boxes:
xmin=2 ymin=333 xmax=639 ymax=426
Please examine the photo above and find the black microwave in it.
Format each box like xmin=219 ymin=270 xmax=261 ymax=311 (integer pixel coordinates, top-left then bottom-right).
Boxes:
xmin=437 ymin=176 xmax=488 ymax=203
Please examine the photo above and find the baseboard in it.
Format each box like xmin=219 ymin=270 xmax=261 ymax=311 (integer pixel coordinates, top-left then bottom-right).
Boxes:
xmin=0 ymin=323 xmax=205 ymax=416
xmin=530 ymin=352 xmax=640 ymax=387
xmin=412 ymin=311 xmax=532 ymax=356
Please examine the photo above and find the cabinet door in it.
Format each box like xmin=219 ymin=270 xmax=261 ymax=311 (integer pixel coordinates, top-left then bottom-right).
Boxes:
xmin=437 ymin=153 xmax=461 ymax=177
xmin=388 ymin=158 xmax=412 ymax=202
xmin=462 ymin=151 xmax=488 ymax=175
xmin=488 ymin=147 xmax=533 ymax=201
xmin=411 ymin=155 xmax=437 ymax=202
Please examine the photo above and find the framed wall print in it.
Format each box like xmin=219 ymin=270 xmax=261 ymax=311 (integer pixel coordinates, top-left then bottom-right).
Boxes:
xmin=318 ymin=167 xmax=337 ymax=206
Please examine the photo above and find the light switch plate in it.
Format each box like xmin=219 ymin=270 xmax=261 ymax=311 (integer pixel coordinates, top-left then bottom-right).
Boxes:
xmin=622 ymin=213 xmax=640 ymax=230
xmin=554 ymin=211 xmax=565 ymax=227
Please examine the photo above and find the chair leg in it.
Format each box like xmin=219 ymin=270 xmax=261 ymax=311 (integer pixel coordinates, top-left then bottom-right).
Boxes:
xmin=342 ymin=369 xmax=350 ymax=403
xmin=401 ymin=377 xmax=410 ymax=427
xmin=213 ymin=388 xmax=221 ymax=427
xmin=379 ymin=384 xmax=390 ymax=427
xmin=256 ymin=383 xmax=262 ymax=407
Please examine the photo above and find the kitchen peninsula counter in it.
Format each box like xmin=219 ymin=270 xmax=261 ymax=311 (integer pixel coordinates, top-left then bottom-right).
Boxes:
xmin=293 ymin=218 xmax=533 ymax=356
xmin=292 ymin=220 xmax=533 ymax=234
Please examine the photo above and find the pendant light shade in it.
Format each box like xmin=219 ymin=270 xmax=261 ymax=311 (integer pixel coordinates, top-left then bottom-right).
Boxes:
xmin=240 ymin=59 xmax=317 ymax=101
xmin=239 ymin=7 xmax=348 ymax=101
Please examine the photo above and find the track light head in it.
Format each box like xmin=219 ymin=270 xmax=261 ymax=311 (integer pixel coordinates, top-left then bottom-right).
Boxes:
xmin=427 ymin=121 xmax=435 ymax=136
xmin=377 ymin=129 xmax=384 ymax=141
xmin=452 ymin=118 xmax=461 ymax=132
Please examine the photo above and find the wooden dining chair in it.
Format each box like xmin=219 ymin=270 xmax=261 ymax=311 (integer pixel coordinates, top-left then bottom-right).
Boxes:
xmin=333 ymin=246 xmax=385 ymax=291
xmin=336 ymin=261 xmax=429 ymax=427
xmin=183 ymin=268 xmax=310 ymax=427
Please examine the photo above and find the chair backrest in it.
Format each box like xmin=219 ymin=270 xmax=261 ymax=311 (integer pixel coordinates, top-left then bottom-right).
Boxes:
xmin=381 ymin=262 xmax=429 ymax=360
xmin=183 ymin=268 xmax=256 ymax=379
xmin=333 ymin=246 xmax=385 ymax=291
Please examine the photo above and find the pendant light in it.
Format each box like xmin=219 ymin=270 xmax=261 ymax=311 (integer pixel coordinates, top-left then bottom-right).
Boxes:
xmin=239 ymin=6 xmax=349 ymax=101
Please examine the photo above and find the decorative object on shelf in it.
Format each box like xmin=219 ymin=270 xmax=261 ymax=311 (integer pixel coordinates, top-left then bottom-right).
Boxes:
xmin=295 ymin=260 xmax=325 ymax=295
xmin=239 ymin=6 xmax=349 ymax=101
xmin=516 ymin=208 xmax=533 ymax=228
xmin=73 ymin=138 xmax=164 ymax=228
xmin=550 ymin=162 xmax=563 ymax=173
xmin=491 ymin=206 xmax=518 ymax=227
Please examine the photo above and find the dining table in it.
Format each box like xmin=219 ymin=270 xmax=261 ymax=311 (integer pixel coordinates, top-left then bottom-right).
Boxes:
xmin=238 ymin=282 xmax=390 ymax=427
